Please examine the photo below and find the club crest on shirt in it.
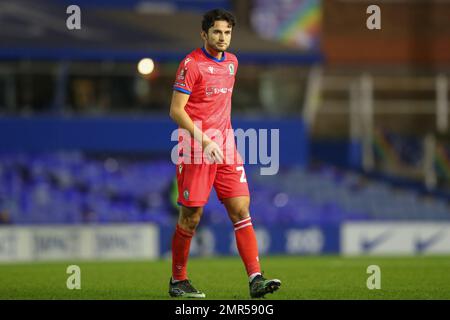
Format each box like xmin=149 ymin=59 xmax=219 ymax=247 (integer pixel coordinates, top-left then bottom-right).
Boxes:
xmin=208 ymin=66 xmax=214 ymax=74
xmin=228 ymin=63 xmax=234 ymax=75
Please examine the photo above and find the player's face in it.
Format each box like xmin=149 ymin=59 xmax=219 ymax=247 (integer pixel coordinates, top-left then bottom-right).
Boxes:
xmin=203 ymin=20 xmax=232 ymax=52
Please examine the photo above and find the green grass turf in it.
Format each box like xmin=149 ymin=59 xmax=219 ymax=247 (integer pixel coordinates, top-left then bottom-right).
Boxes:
xmin=0 ymin=255 xmax=449 ymax=300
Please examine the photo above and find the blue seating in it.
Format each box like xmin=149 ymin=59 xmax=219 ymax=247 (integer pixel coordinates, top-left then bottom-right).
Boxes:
xmin=0 ymin=152 xmax=449 ymax=225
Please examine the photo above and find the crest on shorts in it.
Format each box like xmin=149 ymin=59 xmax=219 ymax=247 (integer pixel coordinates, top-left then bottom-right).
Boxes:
xmin=183 ymin=189 xmax=189 ymax=200
xmin=228 ymin=63 xmax=234 ymax=75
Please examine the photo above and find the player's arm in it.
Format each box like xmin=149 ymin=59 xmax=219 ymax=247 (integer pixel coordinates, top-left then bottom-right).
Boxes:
xmin=169 ymin=90 xmax=223 ymax=162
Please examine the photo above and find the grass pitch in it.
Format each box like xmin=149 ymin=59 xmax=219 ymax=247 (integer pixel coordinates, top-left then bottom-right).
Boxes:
xmin=0 ymin=255 xmax=449 ymax=300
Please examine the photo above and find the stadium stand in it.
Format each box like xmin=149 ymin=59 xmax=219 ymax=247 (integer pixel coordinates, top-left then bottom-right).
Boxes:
xmin=0 ymin=0 xmax=449 ymax=261
xmin=1 ymin=152 xmax=449 ymax=226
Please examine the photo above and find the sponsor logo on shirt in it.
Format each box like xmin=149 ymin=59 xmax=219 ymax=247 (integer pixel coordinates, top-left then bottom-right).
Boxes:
xmin=205 ymin=87 xmax=233 ymax=96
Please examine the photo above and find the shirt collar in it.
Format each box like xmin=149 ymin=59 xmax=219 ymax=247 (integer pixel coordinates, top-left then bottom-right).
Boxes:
xmin=201 ymin=47 xmax=226 ymax=62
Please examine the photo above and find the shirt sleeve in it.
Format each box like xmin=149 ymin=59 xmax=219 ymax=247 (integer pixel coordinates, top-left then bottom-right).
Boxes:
xmin=173 ymin=57 xmax=200 ymax=95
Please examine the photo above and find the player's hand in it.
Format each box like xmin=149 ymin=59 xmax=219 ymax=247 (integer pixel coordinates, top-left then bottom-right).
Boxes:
xmin=202 ymin=139 xmax=224 ymax=164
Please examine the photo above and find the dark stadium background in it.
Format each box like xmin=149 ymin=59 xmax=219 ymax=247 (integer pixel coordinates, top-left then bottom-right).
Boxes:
xmin=0 ymin=0 xmax=450 ymax=300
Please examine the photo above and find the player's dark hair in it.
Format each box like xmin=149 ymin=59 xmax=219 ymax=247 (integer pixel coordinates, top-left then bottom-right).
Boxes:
xmin=201 ymin=8 xmax=236 ymax=33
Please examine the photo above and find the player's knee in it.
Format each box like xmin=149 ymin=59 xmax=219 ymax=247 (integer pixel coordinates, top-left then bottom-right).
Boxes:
xmin=179 ymin=207 xmax=202 ymax=232
xmin=179 ymin=217 xmax=200 ymax=232
xmin=229 ymin=205 xmax=250 ymax=223
xmin=186 ymin=214 xmax=201 ymax=231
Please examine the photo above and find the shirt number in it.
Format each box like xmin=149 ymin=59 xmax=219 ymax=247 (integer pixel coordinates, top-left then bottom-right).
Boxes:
xmin=237 ymin=166 xmax=247 ymax=183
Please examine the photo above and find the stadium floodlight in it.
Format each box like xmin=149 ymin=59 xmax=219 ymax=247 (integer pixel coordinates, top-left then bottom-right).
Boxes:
xmin=137 ymin=58 xmax=155 ymax=75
